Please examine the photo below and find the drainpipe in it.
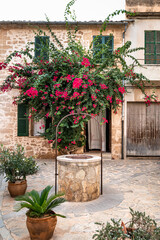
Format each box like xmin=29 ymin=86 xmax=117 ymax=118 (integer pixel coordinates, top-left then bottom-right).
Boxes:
xmin=121 ymin=23 xmax=128 ymax=159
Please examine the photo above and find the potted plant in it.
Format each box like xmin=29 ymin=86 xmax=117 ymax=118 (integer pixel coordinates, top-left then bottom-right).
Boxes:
xmin=14 ymin=185 xmax=66 ymax=240
xmin=0 ymin=144 xmax=38 ymax=197
xmin=93 ymin=208 xmax=160 ymax=240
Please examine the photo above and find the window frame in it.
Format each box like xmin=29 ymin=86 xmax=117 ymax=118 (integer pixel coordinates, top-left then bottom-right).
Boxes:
xmin=145 ymin=30 xmax=160 ymax=64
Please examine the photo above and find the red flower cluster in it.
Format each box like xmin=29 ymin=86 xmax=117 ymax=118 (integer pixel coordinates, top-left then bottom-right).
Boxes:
xmin=81 ymin=57 xmax=91 ymax=67
xmin=118 ymin=87 xmax=125 ymax=94
xmin=73 ymin=78 xmax=83 ymax=89
xmin=24 ymin=87 xmax=38 ymax=98
xmin=100 ymin=83 xmax=108 ymax=89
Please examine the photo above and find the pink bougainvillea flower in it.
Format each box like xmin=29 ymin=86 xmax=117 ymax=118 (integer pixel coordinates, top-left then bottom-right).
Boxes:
xmin=118 ymin=86 xmax=125 ymax=94
xmin=102 ymin=117 xmax=108 ymax=124
xmin=82 ymin=74 xmax=88 ymax=79
xmin=54 ymin=84 xmax=61 ymax=88
xmin=88 ymin=79 xmax=93 ymax=86
xmin=42 ymin=124 xmax=45 ymax=128
xmin=58 ymin=139 xmax=62 ymax=143
xmin=93 ymin=104 xmax=97 ymax=108
xmin=91 ymin=94 xmax=97 ymax=101
xmin=24 ymin=87 xmax=38 ymax=98
xmin=50 ymin=94 xmax=54 ymax=97
xmin=82 ymin=84 xmax=88 ymax=89
xmin=44 ymin=92 xmax=48 ymax=94
xmin=70 ymin=110 xmax=74 ymax=115
xmin=41 ymin=96 xmax=45 ymax=100
xmin=82 ymin=107 xmax=87 ymax=111
xmin=53 ymin=76 xmax=58 ymax=81
xmin=100 ymin=83 xmax=108 ymax=89
xmin=73 ymin=92 xmax=80 ymax=98
xmin=58 ymin=132 xmax=61 ymax=134
xmin=65 ymin=146 xmax=67 ymax=149
xmin=31 ymin=107 xmax=37 ymax=112
xmin=116 ymin=98 xmax=123 ymax=104
xmin=28 ymin=115 xmax=32 ymax=119
xmin=81 ymin=57 xmax=91 ymax=67
xmin=45 ymin=85 xmax=48 ymax=88
xmin=73 ymin=78 xmax=83 ymax=89
xmin=82 ymin=115 xmax=86 ymax=119
xmin=45 ymin=112 xmax=49 ymax=118
xmin=71 ymin=140 xmax=76 ymax=144
xmin=106 ymin=95 xmax=112 ymax=103
xmin=48 ymin=140 xmax=53 ymax=143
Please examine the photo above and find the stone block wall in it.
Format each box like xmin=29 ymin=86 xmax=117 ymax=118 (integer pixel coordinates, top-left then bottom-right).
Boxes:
xmin=0 ymin=22 xmax=125 ymax=159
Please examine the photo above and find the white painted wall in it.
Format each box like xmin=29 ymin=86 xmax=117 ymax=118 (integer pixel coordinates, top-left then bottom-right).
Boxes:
xmin=125 ymin=19 xmax=160 ymax=81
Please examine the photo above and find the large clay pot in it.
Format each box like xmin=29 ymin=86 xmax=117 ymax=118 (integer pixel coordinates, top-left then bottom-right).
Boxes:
xmin=26 ymin=212 xmax=57 ymax=240
xmin=8 ymin=180 xmax=27 ymax=197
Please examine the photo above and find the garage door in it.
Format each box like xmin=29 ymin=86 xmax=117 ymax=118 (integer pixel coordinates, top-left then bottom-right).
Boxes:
xmin=127 ymin=102 xmax=160 ymax=156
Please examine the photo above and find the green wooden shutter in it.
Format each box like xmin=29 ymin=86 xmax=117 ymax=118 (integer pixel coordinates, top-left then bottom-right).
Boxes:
xmin=17 ymin=104 xmax=29 ymax=136
xmin=103 ymin=36 xmax=114 ymax=52
xmin=145 ymin=31 xmax=160 ymax=64
xmin=93 ymin=35 xmax=114 ymax=61
xmin=35 ymin=36 xmax=50 ymax=60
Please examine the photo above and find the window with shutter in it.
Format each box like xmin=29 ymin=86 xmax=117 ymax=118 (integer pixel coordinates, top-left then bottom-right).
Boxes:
xmin=17 ymin=104 xmax=29 ymax=136
xmin=145 ymin=31 xmax=160 ymax=64
xmin=93 ymin=35 xmax=114 ymax=61
xmin=35 ymin=36 xmax=50 ymax=60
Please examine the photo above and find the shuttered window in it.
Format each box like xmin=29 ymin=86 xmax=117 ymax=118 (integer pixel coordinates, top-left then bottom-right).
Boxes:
xmin=35 ymin=36 xmax=50 ymax=60
xmin=93 ymin=35 xmax=114 ymax=61
xmin=17 ymin=104 xmax=29 ymax=136
xmin=145 ymin=31 xmax=160 ymax=64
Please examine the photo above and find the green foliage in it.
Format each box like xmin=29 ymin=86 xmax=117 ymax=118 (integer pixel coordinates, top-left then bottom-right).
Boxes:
xmin=14 ymin=185 xmax=66 ymax=218
xmin=0 ymin=144 xmax=38 ymax=183
xmin=0 ymin=1 xmax=157 ymax=151
xmin=93 ymin=208 xmax=160 ymax=240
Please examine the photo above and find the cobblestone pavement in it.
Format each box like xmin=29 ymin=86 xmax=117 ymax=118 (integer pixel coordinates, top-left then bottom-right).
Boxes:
xmin=0 ymin=157 xmax=160 ymax=240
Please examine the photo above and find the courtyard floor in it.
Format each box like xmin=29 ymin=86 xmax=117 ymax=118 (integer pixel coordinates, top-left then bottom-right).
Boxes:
xmin=0 ymin=154 xmax=160 ymax=240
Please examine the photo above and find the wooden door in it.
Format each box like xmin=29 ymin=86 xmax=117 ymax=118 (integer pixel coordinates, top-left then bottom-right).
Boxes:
xmin=127 ymin=102 xmax=160 ymax=156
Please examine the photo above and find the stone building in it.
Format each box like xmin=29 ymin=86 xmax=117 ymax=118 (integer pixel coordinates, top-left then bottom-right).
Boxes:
xmin=0 ymin=21 xmax=129 ymax=159
xmin=124 ymin=0 xmax=160 ymax=158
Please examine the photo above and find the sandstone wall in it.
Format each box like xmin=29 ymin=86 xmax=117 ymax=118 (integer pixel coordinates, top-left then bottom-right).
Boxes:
xmin=0 ymin=22 xmax=125 ymax=159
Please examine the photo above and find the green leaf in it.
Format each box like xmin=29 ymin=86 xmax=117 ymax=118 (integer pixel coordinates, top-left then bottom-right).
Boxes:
xmin=40 ymin=185 xmax=53 ymax=205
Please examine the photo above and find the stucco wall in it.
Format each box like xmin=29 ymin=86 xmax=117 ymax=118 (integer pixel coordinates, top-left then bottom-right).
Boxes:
xmin=126 ymin=0 xmax=160 ymax=12
xmin=125 ymin=19 xmax=160 ymax=81
xmin=0 ymin=22 xmax=125 ymax=159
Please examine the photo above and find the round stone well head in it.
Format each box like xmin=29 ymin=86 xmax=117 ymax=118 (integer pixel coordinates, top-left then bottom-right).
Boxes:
xmin=57 ymin=154 xmax=101 ymax=202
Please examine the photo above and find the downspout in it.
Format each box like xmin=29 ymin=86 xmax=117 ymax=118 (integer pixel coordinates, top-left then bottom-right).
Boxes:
xmin=121 ymin=22 xmax=128 ymax=159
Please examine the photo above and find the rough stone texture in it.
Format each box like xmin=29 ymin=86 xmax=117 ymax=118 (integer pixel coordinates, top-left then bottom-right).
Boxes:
xmin=57 ymin=155 xmax=101 ymax=202
xmin=0 ymin=23 xmax=125 ymax=159
xmin=0 ymin=156 xmax=160 ymax=240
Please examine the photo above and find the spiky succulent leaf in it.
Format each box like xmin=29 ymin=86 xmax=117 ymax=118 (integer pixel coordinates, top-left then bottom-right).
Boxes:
xmin=15 ymin=193 xmax=35 ymax=206
xmin=14 ymin=202 xmax=37 ymax=212
xmin=47 ymin=197 xmax=66 ymax=211
xmin=29 ymin=189 xmax=41 ymax=205
xmin=40 ymin=185 xmax=53 ymax=205
xmin=46 ymin=192 xmax=65 ymax=207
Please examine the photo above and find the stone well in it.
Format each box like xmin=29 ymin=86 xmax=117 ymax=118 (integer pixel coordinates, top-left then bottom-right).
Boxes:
xmin=57 ymin=154 xmax=101 ymax=202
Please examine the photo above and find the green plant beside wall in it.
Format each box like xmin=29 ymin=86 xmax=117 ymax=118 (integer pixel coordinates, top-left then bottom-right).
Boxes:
xmin=93 ymin=208 xmax=160 ymax=240
xmin=0 ymin=144 xmax=38 ymax=183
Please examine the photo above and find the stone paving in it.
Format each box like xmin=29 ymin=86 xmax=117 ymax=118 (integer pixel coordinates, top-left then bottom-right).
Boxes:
xmin=0 ymin=156 xmax=160 ymax=240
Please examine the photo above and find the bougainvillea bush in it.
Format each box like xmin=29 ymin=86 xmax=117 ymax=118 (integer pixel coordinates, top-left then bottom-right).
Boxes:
xmin=0 ymin=2 xmax=157 ymax=152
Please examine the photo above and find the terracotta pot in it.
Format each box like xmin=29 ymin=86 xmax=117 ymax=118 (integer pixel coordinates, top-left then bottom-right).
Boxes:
xmin=26 ymin=212 xmax=57 ymax=240
xmin=8 ymin=180 xmax=27 ymax=197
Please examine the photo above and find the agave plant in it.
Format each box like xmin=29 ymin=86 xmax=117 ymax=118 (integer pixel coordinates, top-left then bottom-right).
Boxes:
xmin=14 ymin=185 xmax=66 ymax=218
